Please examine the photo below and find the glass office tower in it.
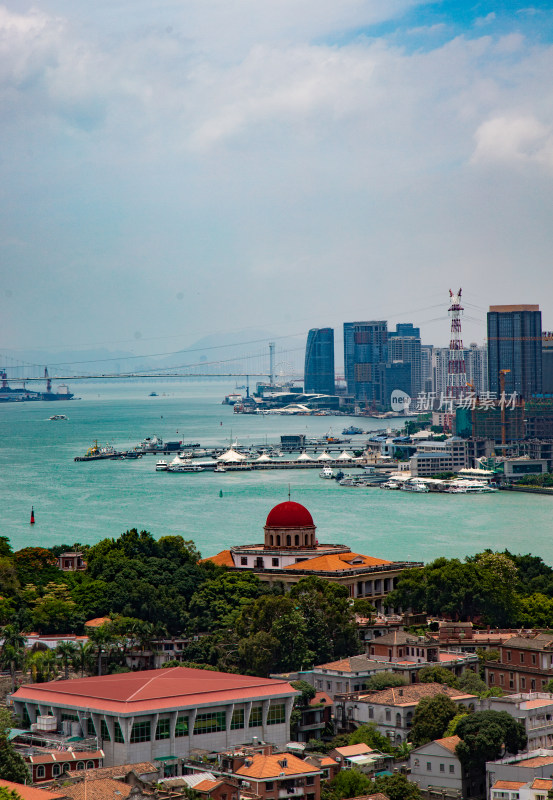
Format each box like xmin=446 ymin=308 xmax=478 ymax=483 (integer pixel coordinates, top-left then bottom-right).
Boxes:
xmin=487 ymin=305 xmax=542 ymax=398
xmin=304 ymin=328 xmax=335 ymax=395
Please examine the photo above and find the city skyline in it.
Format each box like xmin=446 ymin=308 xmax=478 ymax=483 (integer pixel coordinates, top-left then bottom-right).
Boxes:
xmin=2 ymin=2 xmax=553 ymax=355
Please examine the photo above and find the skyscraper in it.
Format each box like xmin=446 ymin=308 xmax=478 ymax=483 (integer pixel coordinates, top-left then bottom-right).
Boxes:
xmin=304 ymin=328 xmax=335 ymax=395
xmin=389 ymin=323 xmax=422 ymax=398
xmin=487 ymin=305 xmax=542 ymax=398
xmin=343 ymin=321 xmax=388 ymax=406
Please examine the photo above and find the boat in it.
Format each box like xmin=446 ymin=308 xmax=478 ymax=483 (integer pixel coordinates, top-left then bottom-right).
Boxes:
xmin=400 ymin=479 xmax=430 ymax=493
xmin=319 ymin=465 xmax=335 ymax=479
xmin=222 ymin=393 xmax=243 ymax=405
xmin=139 ymin=435 xmax=163 ymax=451
xmin=167 ymin=463 xmax=204 ymax=473
xmin=342 ymin=426 xmax=364 ymax=435
xmin=156 ymin=460 xmax=168 ymax=471
xmin=214 ymin=465 xmax=227 ymax=473
xmin=381 ymin=480 xmax=401 ymax=489
xmin=49 ymin=414 xmax=68 ymax=420
xmin=446 ymin=480 xmax=498 ymax=494
xmin=149 ymin=392 xmax=158 ymax=397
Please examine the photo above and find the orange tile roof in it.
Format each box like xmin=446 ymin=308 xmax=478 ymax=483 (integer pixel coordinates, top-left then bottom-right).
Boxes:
xmin=531 ymin=779 xmax=553 ymax=790
xmin=284 ymin=553 xmax=392 ymax=572
xmin=311 ymin=691 xmax=333 ymax=706
xmin=360 ymin=684 xmax=476 ymax=707
xmin=84 ymin=617 xmax=111 ymax=628
xmin=333 ymin=744 xmax=374 ymax=757
xmin=60 ymin=778 xmax=132 ymax=800
xmin=434 ymin=736 xmax=460 ymax=753
xmin=235 ymin=753 xmax=320 ymax=780
xmin=492 ymin=781 xmax=526 ymax=790
xmin=81 ymin=763 xmax=157 ymax=780
xmin=523 ymin=699 xmax=553 ymax=709
xmin=319 ymin=757 xmax=338 ymax=767
xmin=202 ymin=550 xmax=234 ymax=567
xmin=516 ymin=755 xmax=553 ymax=767
xmin=0 ymin=781 xmax=66 ymax=800
xmin=28 ymin=750 xmax=104 ymax=765
xmin=194 ymin=780 xmax=224 ymax=793
xmin=13 ymin=667 xmax=297 ymax=715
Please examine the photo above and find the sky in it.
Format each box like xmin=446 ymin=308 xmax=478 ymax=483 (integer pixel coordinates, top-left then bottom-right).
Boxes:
xmin=2 ymin=0 xmax=553 ymax=366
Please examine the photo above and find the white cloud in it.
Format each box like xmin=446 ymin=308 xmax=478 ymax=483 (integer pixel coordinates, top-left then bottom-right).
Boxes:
xmin=472 ymin=115 xmax=553 ymax=170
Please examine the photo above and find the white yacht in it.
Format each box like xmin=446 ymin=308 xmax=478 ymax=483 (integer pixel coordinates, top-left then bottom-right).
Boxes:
xmin=155 ymin=460 xmax=168 ymax=471
xmin=167 ymin=463 xmax=204 ymax=473
xmin=319 ymin=465 xmax=335 ymax=479
xmin=400 ymin=479 xmax=430 ymax=493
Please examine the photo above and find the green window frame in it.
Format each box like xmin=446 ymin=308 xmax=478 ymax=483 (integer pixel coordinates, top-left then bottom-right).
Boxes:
xmin=130 ymin=720 xmax=151 ymax=743
xmin=231 ymin=709 xmax=244 ymax=730
xmin=249 ymin=706 xmax=262 ymax=728
xmin=114 ymin=721 xmax=124 ymax=743
xmin=87 ymin=718 xmax=97 ymax=737
xmin=194 ymin=712 xmax=226 ymax=735
xmin=267 ymin=704 xmax=285 ymax=725
xmin=100 ymin=719 xmax=111 ymax=741
xmin=61 ymin=713 xmax=79 ymax=723
xmin=155 ymin=719 xmax=170 ymax=740
xmin=175 ymin=716 xmax=188 ymax=737
xmin=21 ymin=707 xmax=32 ymax=728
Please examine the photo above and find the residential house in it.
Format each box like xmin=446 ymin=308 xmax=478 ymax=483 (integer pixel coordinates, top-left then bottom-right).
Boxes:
xmin=295 ymin=692 xmax=333 ymax=743
xmin=485 ymin=634 xmax=553 ymax=693
xmin=336 ymin=684 xmax=477 ymax=744
xmin=486 ymin=750 xmax=553 ymax=791
xmin=491 ymin=778 xmax=553 ymax=800
xmin=25 ymin=750 xmax=104 ymax=783
xmin=409 ymin=735 xmax=483 ymax=798
xmin=479 ymin=694 xmax=553 ymax=751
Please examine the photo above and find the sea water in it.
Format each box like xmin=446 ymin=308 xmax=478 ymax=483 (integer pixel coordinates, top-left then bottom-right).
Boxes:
xmin=1 ymin=380 xmax=551 ymax=565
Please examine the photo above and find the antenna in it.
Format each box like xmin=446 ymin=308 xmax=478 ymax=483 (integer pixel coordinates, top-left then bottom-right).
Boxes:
xmin=288 ymin=484 xmax=291 ymax=500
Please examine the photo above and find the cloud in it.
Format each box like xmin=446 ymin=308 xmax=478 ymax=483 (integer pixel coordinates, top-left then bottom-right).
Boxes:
xmin=472 ymin=115 xmax=553 ymax=170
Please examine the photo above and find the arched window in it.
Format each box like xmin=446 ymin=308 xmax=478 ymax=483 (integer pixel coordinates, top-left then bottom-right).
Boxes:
xmin=396 ymin=713 xmax=401 ymax=727
xmin=36 ymin=766 xmax=46 ymax=779
xmin=63 ymin=763 xmax=71 ymax=773
xmin=294 ymin=535 xmax=299 ymax=546
xmin=276 ymin=535 xmax=281 ymax=546
xmin=286 ymin=535 xmax=291 ymax=546
xmin=86 ymin=761 xmax=94 ymax=769
xmin=77 ymin=762 xmax=85 ymax=771
xmin=52 ymin=765 xmax=61 ymax=777
xmin=270 ymin=535 xmax=273 ymax=546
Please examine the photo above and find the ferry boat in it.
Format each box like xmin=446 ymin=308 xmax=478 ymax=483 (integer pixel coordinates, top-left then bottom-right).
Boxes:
xmin=156 ymin=460 xmax=168 ymax=471
xmin=342 ymin=426 xmax=364 ymax=435
xmin=446 ymin=480 xmax=498 ymax=494
xmin=400 ymin=479 xmax=430 ymax=493
xmin=167 ymin=463 xmax=204 ymax=473
xmin=319 ymin=465 xmax=335 ymax=479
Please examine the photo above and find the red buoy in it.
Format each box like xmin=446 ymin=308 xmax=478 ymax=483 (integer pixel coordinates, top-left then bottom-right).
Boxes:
xmin=30 ymin=506 xmax=35 ymax=524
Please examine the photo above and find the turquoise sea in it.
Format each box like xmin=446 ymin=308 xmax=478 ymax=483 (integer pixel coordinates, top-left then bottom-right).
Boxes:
xmin=1 ymin=381 xmax=552 ymax=565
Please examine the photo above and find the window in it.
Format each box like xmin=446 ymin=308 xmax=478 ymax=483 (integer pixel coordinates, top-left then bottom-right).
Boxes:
xmin=272 ymin=558 xmax=279 ymax=567
xmin=265 ymin=783 xmax=274 ymax=791
xmin=61 ymin=713 xmax=79 ymax=722
xmin=385 ymin=709 xmax=391 ymax=722
xmin=489 ymin=673 xmax=495 ymax=684
xmin=114 ymin=721 xmax=124 ymax=743
xmin=100 ymin=719 xmax=111 ymax=741
xmin=231 ymin=709 xmax=245 ymax=730
xmin=449 ymin=765 xmax=455 ymax=774
xmin=368 ymin=707 xmax=374 ymax=719
xmin=306 ymin=777 xmax=314 ymax=786
xmin=316 ymin=681 xmax=322 ymax=690
xmin=249 ymin=707 xmax=262 ymax=728
xmin=36 ymin=766 xmax=46 ymax=779
xmin=156 ymin=719 xmax=170 ymax=740
xmin=130 ymin=721 xmax=151 ymax=743
xmin=267 ymin=704 xmax=285 ymax=725
xmin=520 ymin=652 xmax=525 ymax=663
xmin=440 ymin=764 xmax=445 ymax=773
xmin=195 ymin=712 xmax=226 ymax=734
xmin=77 ymin=762 xmax=85 ymax=771
xmin=521 ymin=677 xmax=526 ymax=690
xmin=63 ymin=763 xmax=70 ymax=773
xmin=499 ymin=674 xmax=504 ymax=686
xmin=532 ymin=654 xmax=537 ymax=665
xmin=241 ymin=557 xmax=247 ymax=565
xmin=87 ymin=718 xmax=96 ymax=737
xmin=506 ymin=651 xmax=511 ymax=662
xmin=175 ymin=716 xmax=188 ymax=737
xmin=86 ymin=761 xmax=94 ymax=769
xmin=532 ymin=679 xmax=536 ymax=691
xmin=426 ymin=762 xmax=431 ymax=771
xmin=52 ymin=765 xmax=61 ymax=777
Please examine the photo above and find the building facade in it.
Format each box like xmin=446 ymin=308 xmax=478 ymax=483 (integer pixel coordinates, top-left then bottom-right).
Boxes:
xmin=485 ymin=633 xmax=553 ymax=694
xmin=343 ymin=321 xmax=388 ymax=406
xmin=10 ymin=667 xmax=298 ymax=768
xmin=389 ymin=324 xmax=422 ymax=399
xmin=487 ymin=305 xmax=543 ymax=398
xmin=304 ymin=329 xmax=335 ymax=396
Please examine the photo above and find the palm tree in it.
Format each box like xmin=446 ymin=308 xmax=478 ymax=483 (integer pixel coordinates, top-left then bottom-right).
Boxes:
xmin=56 ymin=641 xmax=77 ymax=680
xmin=89 ymin=627 xmax=114 ymax=676
xmin=0 ymin=625 xmax=26 ymax=692
xmin=72 ymin=641 xmax=94 ymax=678
xmin=26 ymin=649 xmax=58 ymax=683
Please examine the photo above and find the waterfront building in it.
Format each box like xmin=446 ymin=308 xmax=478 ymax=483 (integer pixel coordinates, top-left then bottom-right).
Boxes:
xmin=487 ymin=305 xmax=543 ymax=397
xmin=389 ymin=324 xmax=422 ymax=398
xmin=409 ymin=437 xmax=468 ymax=476
xmin=9 ymin=667 xmax=298 ymax=767
xmin=379 ymin=362 xmax=412 ymax=410
xmin=343 ymin=321 xmax=388 ymax=407
xmin=203 ymin=502 xmax=422 ymax=610
xmin=304 ymin=329 xmax=335 ymax=396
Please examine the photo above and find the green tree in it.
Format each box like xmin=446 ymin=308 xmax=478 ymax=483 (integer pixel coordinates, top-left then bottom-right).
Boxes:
xmin=418 ymin=666 xmax=458 ymax=687
xmin=0 ymin=625 xmax=26 ymax=693
xmin=456 ymin=671 xmax=489 ymax=696
xmin=411 ymin=694 xmax=459 ymax=747
xmin=0 ymin=735 xmax=30 ymax=783
xmin=444 ymin=713 xmax=468 ymax=738
xmin=372 ymin=773 xmax=422 ymax=800
xmin=26 ymin=649 xmax=58 ymax=683
xmin=348 ymin=723 xmax=395 ymax=754
xmin=0 ymin=787 xmax=23 ymax=800
xmin=455 ymin=711 xmax=527 ymax=773
xmin=56 ymin=641 xmax=77 ymax=680
xmin=324 ymin=768 xmax=373 ymax=800
xmin=364 ymin=672 xmax=407 ymax=691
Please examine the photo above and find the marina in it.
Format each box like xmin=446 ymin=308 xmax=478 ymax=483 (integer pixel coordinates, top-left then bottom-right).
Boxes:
xmin=1 ymin=380 xmax=552 ymax=566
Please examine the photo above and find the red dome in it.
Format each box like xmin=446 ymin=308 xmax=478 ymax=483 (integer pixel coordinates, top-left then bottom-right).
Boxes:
xmin=265 ymin=501 xmax=314 ymax=528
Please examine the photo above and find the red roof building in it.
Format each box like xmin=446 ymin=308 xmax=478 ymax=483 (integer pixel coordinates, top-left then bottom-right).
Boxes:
xmin=202 ymin=502 xmax=422 ymax=613
xmin=10 ymin=667 xmax=298 ymax=769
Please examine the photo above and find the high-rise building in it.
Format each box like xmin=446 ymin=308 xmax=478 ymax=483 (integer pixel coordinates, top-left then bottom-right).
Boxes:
xmin=304 ymin=328 xmax=335 ymax=395
xmin=388 ymin=323 xmax=422 ymax=398
xmin=343 ymin=321 xmax=388 ymax=406
xmin=487 ymin=305 xmax=542 ymax=398
xmin=421 ymin=345 xmax=433 ymax=395
xmin=433 ymin=345 xmax=488 ymax=398
xmin=543 ymin=332 xmax=553 ymax=394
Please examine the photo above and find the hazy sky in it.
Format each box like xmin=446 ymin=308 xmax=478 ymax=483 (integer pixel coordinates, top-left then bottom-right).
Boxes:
xmin=2 ymin=0 xmax=553 ymax=361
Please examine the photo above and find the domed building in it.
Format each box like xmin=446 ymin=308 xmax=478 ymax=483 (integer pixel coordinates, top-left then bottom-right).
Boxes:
xmin=203 ymin=501 xmax=421 ymax=613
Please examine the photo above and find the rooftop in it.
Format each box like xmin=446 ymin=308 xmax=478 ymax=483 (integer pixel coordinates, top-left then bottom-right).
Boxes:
xmin=235 ymin=753 xmax=320 ymax=780
xmin=12 ymin=667 xmax=297 ymax=715
xmin=0 ymin=781 xmax=66 ymax=800
xmin=28 ymin=750 xmax=104 ymax=765
xmin=315 ymin=654 xmax=386 ymax=674
xmin=266 ymin=502 xmax=314 ymax=528
xmin=284 ymin=553 xmax=392 ymax=572
xmin=492 ymin=781 xmax=527 ymax=790
xmin=332 ymin=744 xmax=373 ymax=758
xmin=433 ymin=736 xmax=461 ymax=754
xmin=358 ymin=684 xmax=477 ymax=707
xmin=60 ymin=778 xmax=132 ymax=800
